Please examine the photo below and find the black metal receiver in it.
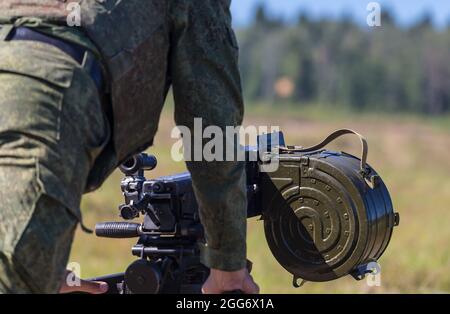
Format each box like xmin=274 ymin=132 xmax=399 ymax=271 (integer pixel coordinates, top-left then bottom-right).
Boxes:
xmin=93 ymin=130 xmax=399 ymax=294
xmin=95 ymin=158 xmax=207 ymax=294
xmin=92 ymin=133 xmax=272 ymax=294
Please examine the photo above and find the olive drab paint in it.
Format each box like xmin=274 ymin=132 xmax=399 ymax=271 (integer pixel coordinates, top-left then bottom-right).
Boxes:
xmin=260 ymin=131 xmax=399 ymax=283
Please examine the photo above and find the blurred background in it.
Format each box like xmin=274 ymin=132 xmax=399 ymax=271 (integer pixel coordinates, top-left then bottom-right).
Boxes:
xmin=70 ymin=1 xmax=450 ymax=293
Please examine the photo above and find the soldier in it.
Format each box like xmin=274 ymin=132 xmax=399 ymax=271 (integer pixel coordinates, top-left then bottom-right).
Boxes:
xmin=0 ymin=0 xmax=259 ymax=294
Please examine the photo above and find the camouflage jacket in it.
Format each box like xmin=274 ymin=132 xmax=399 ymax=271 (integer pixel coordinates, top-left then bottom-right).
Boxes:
xmin=0 ymin=0 xmax=248 ymax=271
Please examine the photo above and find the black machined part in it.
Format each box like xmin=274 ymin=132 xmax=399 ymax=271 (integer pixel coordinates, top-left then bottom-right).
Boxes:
xmin=120 ymin=153 xmax=157 ymax=175
xmin=119 ymin=204 xmax=139 ymax=220
xmin=95 ymin=222 xmax=141 ymax=238
xmin=125 ymin=259 xmax=161 ymax=294
xmin=131 ymin=245 xmax=196 ymax=258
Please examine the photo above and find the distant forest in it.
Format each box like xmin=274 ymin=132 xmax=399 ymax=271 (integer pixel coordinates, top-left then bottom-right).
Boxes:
xmin=236 ymin=6 xmax=450 ymax=115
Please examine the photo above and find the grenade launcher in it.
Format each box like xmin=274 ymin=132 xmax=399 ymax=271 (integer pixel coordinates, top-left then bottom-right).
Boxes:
xmin=90 ymin=129 xmax=399 ymax=294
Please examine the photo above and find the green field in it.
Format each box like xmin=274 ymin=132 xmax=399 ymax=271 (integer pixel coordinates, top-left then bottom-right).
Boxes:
xmin=69 ymin=104 xmax=450 ymax=293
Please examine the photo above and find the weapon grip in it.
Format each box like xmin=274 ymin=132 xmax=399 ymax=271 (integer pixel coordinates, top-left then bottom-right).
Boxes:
xmin=95 ymin=222 xmax=141 ymax=238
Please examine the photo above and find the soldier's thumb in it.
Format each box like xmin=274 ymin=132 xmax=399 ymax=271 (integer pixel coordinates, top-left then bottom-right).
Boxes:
xmin=78 ymin=280 xmax=109 ymax=294
xmin=242 ymin=275 xmax=260 ymax=294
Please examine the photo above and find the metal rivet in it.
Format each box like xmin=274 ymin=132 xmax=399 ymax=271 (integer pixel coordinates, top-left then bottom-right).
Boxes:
xmin=326 ymin=228 xmax=331 ymax=234
xmin=324 ymin=211 xmax=330 ymax=218
xmin=343 ymin=213 xmax=349 ymax=220
xmin=337 ymin=197 xmax=342 ymax=204
xmin=299 ymin=198 xmax=304 ymax=203
xmin=313 ymin=200 xmax=319 ymax=206
xmin=344 ymin=231 xmax=350 ymax=237
xmin=326 ymin=185 xmax=331 ymax=191
xmin=308 ymin=224 xmax=313 ymax=230
xmin=311 ymin=179 xmax=316 ymax=184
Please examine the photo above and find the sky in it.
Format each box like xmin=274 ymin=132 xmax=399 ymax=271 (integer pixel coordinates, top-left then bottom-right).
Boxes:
xmin=230 ymin=0 xmax=450 ymax=28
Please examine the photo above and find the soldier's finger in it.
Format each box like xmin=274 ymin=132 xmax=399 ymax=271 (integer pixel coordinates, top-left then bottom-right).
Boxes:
xmin=77 ymin=280 xmax=109 ymax=294
xmin=242 ymin=277 xmax=260 ymax=294
xmin=201 ymin=281 xmax=221 ymax=294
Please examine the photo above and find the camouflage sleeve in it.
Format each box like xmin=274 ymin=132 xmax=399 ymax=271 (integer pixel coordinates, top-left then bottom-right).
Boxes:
xmin=169 ymin=0 xmax=247 ymax=271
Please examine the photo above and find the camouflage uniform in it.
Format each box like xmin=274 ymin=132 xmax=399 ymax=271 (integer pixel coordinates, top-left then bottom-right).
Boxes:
xmin=0 ymin=0 xmax=247 ymax=293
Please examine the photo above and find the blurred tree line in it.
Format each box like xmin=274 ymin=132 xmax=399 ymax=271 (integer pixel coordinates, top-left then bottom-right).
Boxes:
xmin=237 ymin=6 xmax=450 ymax=115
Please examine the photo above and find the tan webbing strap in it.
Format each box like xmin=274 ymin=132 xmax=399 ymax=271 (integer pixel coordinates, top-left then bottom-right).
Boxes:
xmin=280 ymin=129 xmax=369 ymax=174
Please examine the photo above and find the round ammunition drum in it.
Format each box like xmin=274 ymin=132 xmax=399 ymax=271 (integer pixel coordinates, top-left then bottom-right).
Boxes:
xmin=261 ymin=150 xmax=399 ymax=282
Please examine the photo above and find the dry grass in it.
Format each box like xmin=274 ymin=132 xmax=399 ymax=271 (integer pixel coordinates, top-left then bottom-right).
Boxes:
xmin=69 ymin=104 xmax=450 ymax=293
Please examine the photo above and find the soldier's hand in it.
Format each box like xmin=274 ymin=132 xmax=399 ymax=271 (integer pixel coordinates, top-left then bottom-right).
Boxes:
xmin=201 ymin=268 xmax=260 ymax=294
xmin=59 ymin=270 xmax=109 ymax=294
